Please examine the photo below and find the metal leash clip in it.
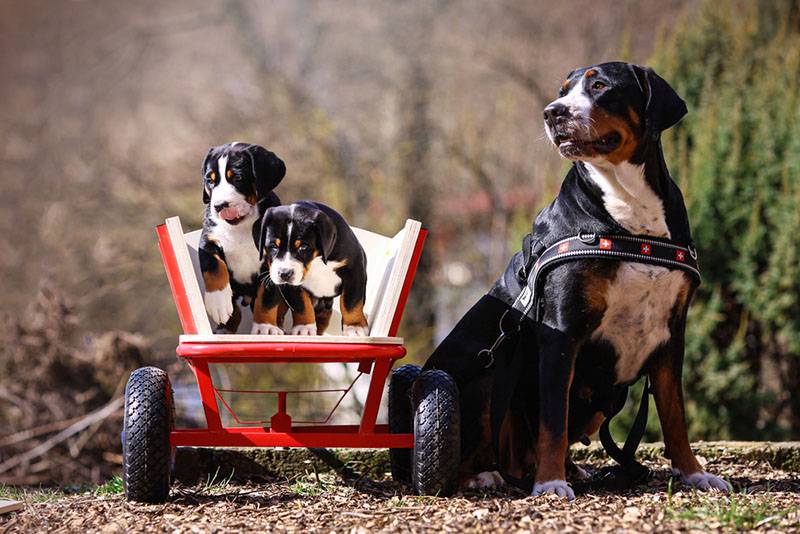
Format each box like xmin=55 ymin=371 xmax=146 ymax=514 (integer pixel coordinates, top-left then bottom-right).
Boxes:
xmin=476 ymin=309 xmax=520 ymax=369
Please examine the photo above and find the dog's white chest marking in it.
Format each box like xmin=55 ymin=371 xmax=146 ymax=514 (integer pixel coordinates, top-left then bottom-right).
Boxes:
xmin=583 ymin=161 xmax=687 ymax=382
xmin=585 ymin=162 xmax=670 ymax=237
xmin=593 ymin=263 xmax=688 ymax=383
xmin=302 ymin=258 xmax=345 ymax=298
xmin=211 ymin=215 xmax=260 ymax=285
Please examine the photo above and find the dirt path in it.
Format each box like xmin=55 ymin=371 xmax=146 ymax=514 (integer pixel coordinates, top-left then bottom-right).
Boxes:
xmin=2 ymin=457 xmax=798 ymax=533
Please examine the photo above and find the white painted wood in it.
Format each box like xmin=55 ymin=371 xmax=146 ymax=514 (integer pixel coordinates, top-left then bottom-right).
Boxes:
xmin=0 ymin=499 xmax=23 ymax=515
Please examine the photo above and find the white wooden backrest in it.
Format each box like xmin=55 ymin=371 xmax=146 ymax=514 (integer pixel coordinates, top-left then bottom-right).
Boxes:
xmin=182 ymin=219 xmax=418 ymax=336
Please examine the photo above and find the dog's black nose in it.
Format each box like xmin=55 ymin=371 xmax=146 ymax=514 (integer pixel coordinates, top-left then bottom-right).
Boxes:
xmin=543 ymin=102 xmax=569 ymax=123
xmin=278 ymin=269 xmax=293 ymax=282
xmin=214 ymin=201 xmax=229 ymax=213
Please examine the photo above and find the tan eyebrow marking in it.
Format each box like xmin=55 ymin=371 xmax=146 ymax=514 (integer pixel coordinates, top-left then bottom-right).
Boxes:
xmin=561 ymin=79 xmax=571 ymax=91
xmin=585 ymin=69 xmax=598 ymax=78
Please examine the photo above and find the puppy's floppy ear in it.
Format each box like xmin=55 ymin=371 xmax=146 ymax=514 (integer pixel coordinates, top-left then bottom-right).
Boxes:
xmin=257 ymin=208 xmax=274 ymax=261
xmin=202 ymin=147 xmax=214 ymax=204
xmin=246 ymin=144 xmax=286 ymax=198
xmin=311 ymin=210 xmax=337 ymax=264
xmin=630 ymin=64 xmax=687 ymax=139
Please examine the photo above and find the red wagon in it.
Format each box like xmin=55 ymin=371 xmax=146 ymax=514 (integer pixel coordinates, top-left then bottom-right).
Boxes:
xmin=122 ymin=217 xmax=461 ymax=503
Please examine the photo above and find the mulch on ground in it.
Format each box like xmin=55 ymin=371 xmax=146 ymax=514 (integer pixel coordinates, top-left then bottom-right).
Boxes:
xmin=2 ymin=457 xmax=798 ymax=533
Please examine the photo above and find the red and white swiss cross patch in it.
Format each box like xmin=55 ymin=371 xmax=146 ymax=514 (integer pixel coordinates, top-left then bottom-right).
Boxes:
xmin=558 ymin=242 xmax=570 ymax=253
xmin=676 ymin=250 xmax=686 ymax=262
xmin=641 ymin=243 xmax=652 ymax=255
xmin=599 ymin=238 xmax=612 ymax=250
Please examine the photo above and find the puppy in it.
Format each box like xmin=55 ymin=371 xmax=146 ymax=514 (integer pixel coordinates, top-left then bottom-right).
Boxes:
xmin=199 ymin=142 xmax=286 ymax=333
xmin=252 ymin=201 xmax=369 ymax=337
xmin=425 ymin=62 xmax=730 ymax=499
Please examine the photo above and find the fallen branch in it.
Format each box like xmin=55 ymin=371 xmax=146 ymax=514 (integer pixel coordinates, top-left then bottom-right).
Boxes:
xmin=0 ymin=396 xmax=123 ymax=475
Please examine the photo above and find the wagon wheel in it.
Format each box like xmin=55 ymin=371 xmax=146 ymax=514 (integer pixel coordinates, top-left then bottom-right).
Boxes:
xmin=411 ymin=369 xmax=460 ymax=496
xmin=388 ymin=364 xmax=422 ymax=483
xmin=122 ymin=366 xmax=175 ymax=503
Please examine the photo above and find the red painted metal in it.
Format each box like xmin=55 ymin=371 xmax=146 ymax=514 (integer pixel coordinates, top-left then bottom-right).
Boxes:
xmin=157 ymin=224 xmax=198 ymax=334
xmin=177 ymin=342 xmax=405 ymax=362
xmin=170 ymin=427 xmax=414 ymax=448
xmin=388 ymin=229 xmax=428 ymax=336
xmin=159 ymin=221 xmax=428 ymax=452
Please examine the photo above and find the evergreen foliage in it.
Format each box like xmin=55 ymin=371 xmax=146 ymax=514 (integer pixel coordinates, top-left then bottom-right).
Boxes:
xmin=652 ymin=0 xmax=800 ymax=438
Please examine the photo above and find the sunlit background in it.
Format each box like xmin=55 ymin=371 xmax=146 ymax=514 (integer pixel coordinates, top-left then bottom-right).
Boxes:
xmin=1 ymin=0 xmax=798 ymax=485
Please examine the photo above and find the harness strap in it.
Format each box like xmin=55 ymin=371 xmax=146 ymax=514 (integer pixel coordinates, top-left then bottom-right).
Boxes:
xmin=598 ymin=379 xmax=652 ymax=483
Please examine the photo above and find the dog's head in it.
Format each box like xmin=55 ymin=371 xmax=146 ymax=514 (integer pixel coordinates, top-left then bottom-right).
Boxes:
xmin=202 ymin=142 xmax=286 ymax=226
xmin=543 ymin=62 xmax=686 ymax=165
xmin=258 ymin=204 xmax=337 ymax=286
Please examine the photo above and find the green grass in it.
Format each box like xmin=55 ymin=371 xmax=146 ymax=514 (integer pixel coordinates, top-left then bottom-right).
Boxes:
xmin=0 ymin=484 xmax=64 ymax=503
xmin=666 ymin=480 xmax=796 ymax=530
xmin=93 ymin=475 xmax=124 ymax=497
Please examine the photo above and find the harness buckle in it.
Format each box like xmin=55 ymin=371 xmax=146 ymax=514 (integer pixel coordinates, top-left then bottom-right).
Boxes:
xmin=578 ymin=232 xmax=597 ymax=245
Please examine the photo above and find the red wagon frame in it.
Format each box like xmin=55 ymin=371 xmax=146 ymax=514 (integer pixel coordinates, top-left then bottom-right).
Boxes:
xmin=155 ymin=221 xmax=427 ymax=451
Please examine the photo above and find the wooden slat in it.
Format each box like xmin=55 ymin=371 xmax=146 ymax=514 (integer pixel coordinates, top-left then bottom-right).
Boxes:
xmin=0 ymin=499 xmax=23 ymax=515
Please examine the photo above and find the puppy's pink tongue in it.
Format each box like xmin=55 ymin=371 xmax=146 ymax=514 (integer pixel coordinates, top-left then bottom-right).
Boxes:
xmin=220 ymin=207 xmax=240 ymax=221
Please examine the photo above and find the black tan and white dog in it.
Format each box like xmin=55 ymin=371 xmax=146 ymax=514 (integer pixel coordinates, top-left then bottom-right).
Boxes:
xmin=199 ymin=142 xmax=286 ymax=332
xmin=425 ymin=62 xmax=730 ymax=499
xmin=252 ymin=201 xmax=369 ymax=336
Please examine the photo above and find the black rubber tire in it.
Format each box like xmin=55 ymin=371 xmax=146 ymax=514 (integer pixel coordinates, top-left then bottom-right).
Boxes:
xmin=122 ymin=366 xmax=175 ymax=503
xmin=410 ymin=369 xmax=460 ymax=496
xmin=388 ymin=364 xmax=422 ymax=483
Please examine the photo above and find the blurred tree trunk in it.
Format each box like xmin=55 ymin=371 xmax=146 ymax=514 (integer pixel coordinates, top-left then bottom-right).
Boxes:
xmin=399 ymin=60 xmax=436 ymax=349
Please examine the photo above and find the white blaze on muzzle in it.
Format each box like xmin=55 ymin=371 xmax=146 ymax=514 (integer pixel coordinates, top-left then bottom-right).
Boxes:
xmin=270 ymin=252 xmax=305 ymax=286
xmin=544 ymin=80 xmax=594 ymax=142
xmin=210 ymin=154 xmax=254 ymax=224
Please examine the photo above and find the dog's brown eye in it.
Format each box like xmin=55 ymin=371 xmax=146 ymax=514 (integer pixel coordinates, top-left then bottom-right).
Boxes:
xmin=226 ymin=170 xmax=233 ymax=179
xmin=592 ymin=81 xmax=606 ymax=90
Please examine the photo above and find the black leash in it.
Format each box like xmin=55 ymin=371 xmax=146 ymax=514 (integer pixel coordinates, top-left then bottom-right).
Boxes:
xmin=481 ymin=232 xmax=700 ymax=488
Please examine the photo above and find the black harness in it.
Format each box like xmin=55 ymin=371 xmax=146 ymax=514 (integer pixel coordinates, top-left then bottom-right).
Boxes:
xmin=480 ymin=232 xmax=700 ymax=489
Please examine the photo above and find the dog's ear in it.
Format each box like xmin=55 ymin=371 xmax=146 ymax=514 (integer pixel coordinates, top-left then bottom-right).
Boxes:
xmin=246 ymin=145 xmax=286 ymax=198
xmin=202 ymin=147 xmax=215 ymax=204
xmin=311 ymin=210 xmax=337 ymax=264
xmin=202 ymin=147 xmax=216 ymax=204
xmin=630 ymin=64 xmax=687 ymax=139
xmin=258 ymin=208 xmax=274 ymax=261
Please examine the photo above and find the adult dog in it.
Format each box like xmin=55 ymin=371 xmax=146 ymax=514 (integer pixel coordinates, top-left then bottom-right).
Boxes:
xmin=424 ymin=62 xmax=730 ymax=500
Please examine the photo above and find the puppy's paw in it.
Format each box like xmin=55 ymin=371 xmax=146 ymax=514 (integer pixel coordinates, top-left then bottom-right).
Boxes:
xmin=463 ymin=471 xmax=505 ymax=490
xmin=251 ymin=323 xmax=284 ymax=335
xmin=290 ymin=323 xmax=317 ymax=336
xmin=204 ymin=285 xmax=234 ymax=325
xmin=680 ymin=471 xmax=732 ymax=492
xmin=531 ymin=480 xmax=575 ymax=501
xmin=343 ymin=324 xmax=369 ymax=337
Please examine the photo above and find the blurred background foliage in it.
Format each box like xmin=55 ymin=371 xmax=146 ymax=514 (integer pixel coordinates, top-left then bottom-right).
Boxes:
xmin=0 ymin=0 xmax=798 ymax=485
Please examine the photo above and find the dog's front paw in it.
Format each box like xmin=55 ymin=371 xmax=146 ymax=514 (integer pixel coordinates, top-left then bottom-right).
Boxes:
xmin=531 ymin=480 xmax=575 ymax=501
xmin=343 ymin=324 xmax=369 ymax=337
xmin=251 ymin=322 xmax=284 ymax=335
xmin=463 ymin=471 xmax=505 ymax=490
xmin=680 ymin=471 xmax=732 ymax=492
xmin=205 ymin=285 xmax=233 ymax=325
xmin=290 ymin=323 xmax=317 ymax=336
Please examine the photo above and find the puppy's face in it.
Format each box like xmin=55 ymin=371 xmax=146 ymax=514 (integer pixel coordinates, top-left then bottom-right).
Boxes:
xmin=543 ymin=62 xmax=686 ymax=165
xmin=202 ymin=143 xmax=286 ymax=226
xmin=259 ymin=205 xmax=336 ymax=286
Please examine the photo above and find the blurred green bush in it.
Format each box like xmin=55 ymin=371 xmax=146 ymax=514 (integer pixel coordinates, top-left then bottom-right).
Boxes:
xmin=647 ymin=0 xmax=800 ymax=439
